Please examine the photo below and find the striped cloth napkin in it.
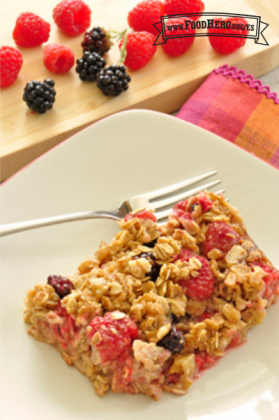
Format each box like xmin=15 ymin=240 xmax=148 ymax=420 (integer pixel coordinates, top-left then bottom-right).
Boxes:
xmin=177 ymin=64 xmax=279 ymax=169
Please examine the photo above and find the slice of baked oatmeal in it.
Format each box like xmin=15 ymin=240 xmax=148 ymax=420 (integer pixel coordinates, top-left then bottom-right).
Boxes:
xmin=24 ymin=191 xmax=279 ymax=400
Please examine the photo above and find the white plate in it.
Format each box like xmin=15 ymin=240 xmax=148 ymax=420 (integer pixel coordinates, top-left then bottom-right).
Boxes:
xmin=1 ymin=110 xmax=279 ymax=420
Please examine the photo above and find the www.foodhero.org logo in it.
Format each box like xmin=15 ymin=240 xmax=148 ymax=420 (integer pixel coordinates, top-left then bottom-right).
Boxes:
xmin=153 ymin=13 xmax=269 ymax=46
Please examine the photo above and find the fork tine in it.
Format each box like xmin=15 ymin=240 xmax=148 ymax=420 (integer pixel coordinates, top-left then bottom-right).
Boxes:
xmin=144 ymin=171 xmax=217 ymax=201
xmin=152 ymin=180 xmax=221 ymax=211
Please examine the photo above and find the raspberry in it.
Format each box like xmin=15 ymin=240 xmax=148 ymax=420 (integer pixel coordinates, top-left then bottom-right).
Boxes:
xmin=201 ymin=221 xmax=241 ymax=258
xmin=209 ymin=17 xmax=249 ymax=55
xmin=164 ymin=0 xmax=204 ymax=21
xmin=86 ymin=313 xmax=138 ymax=365
xmin=197 ymin=194 xmax=213 ymax=213
xmin=119 ymin=32 xmax=156 ymax=71
xmin=178 ymin=248 xmax=215 ymax=300
xmin=195 ymin=351 xmax=216 ymax=372
xmin=13 ymin=12 xmax=50 ymax=47
xmin=47 ymin=274 xmax=74 ymax=298
xmin=0 ymin=46 xmax=23 ymax=88
xmin=157 ymin=326 xmax=185 ymax=353
xmin=250 ymin=262 xmax=279 ymax=299
xmin=173 ymin=199 xmax=188 ymax=212
xmin=53 ymin=0 xmax=91 ymax=37
xmin=124 ymin=210 xmax=157 ymax=222
xmin=50 ymin=305 xmax=80 ymax=344
xmin=162 ymin=18 xmax=195 ymax=57
xmin=81 ymin=27 xmax=112 ymax=56
xmin=43 ymin=44 xmax=75 ymax=74
xmin=128 ymin=0 xmax=164 ymax=36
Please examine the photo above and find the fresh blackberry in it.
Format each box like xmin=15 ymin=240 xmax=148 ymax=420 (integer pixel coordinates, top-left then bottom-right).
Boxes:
xmin=47 ymin=274 xmax=74 ymax=299
xmin=96 ymin=33 xmax=131 ymax=97
xmin=96 ymin=64 xmax=131 ymax=96
xmin=76 ymin=51 xmax=106 ymax=82
xmin=81 ymin=27 xmax=113 ymax=56
xmin=157 ymin=326 xmax=185 ymax=354
xmin=23 ymin=79 xmax=56 ymax=114
xmin=133 ymin=252 xmax=160 ymax=282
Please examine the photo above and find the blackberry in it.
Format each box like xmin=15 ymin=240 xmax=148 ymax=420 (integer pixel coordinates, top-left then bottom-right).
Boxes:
xmin=133 ymin=252 xmax=160 ymax=282
xmin=144 ymin=238 xmax=158 ymax=248
xmin=96 ymin=64 xmax=131 ymax=96
xmin=76 ymin=51 xmax=106 ymax=82
xmin=157 ymin=326 xmax=185 ymax=354
xmin=81 ymin=27 xmax=113 ymax=56
xmin=23 ymin=79 xmax=56 ymax=114
xmin=96 ymin=33 xmax=131 ymax=97
xmin=47 ymin=275 xmax=74 ymax=299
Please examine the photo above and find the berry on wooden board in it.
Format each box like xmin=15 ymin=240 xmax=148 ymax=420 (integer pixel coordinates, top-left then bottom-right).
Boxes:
xmin=164 ymin=0 xmax=205 ymax=20
xmin=13 ymin=12 xmax=50 ymax=47
xmin=43 ymin=44 xmax=75 ymax=74
xmin=162 ymin=18 xmax=196 ymax=57
xmin=23 ymin=79 xmax=56 ymax=114
xmin=96 ymin=33 xmax=131 ymax=97
xmin=209 ymin=17 xmax=249 ymax=54
xmin=119 ymin=32 xmax=156 ymax=71
xmin=76 ymin=51 xmax=106 ymax=81
xmin=53 ymin=0 xmax=91 ymax=37
xmin=0 ymin=46 xmax=23 ymax=88
xmin=82 ymin=27 xmax=113 ymax=56
xmin=128 ymin=0 xmax=164 ymax=36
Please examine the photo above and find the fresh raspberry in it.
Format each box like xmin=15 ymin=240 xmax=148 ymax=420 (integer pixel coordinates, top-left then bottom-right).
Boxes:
xmin=124 ymin=210 xmax=157 ymax=222
xmin=53 ymin=0 xmax=91 ymax=37
xmin=13 ymin=12 xmax=50 ymax=47
xmin=0 ymin=46 xmax=23 ymax=88
xmin=178 ymin=248 xmax=215 ymax=300
xmin=250 ymin=262 xmax=279 ymax=299
xmin=119 ymin=32 xmax=156 ymax=71
xmin=128 ymin=0 xmax=164 ymax=36
xmin=164 ymin=0 xmax=204 ymax=21
xmin=162 ymin=18 xmax=195 ymax=57
xmin=43 ymin=44 xmax=75 ymax=74
xmin=47 ymin=275 xmax=74 ymax=298
xmin=201 ymin=221 xmax=241 ymax=258
xmin=86 ymin=313 xmax=138 ymax=365
xmin=208 ymin=17 xmax=249 ymax=55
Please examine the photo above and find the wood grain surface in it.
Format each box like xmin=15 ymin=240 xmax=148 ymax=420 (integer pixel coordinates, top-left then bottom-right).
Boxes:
xmin=1 ymin=0 xmax=279 ymax=181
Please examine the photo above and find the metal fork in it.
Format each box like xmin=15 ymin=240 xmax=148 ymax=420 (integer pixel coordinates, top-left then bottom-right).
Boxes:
xmin=0 ymin=171 xmax=222 ymax=237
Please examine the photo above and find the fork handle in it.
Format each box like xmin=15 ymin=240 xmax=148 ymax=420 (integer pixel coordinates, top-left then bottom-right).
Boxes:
xmin=0 ymin=210 xmax=122 ymax=237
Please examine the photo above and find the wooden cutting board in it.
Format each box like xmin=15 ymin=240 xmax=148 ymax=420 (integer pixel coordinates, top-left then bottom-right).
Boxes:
xmin=1 ymin=0 xmax=279 ymax=181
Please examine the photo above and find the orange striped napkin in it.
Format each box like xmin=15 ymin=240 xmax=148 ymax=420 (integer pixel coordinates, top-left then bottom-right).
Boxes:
xmin=177 ymin=64 xmax=279 ymax=169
